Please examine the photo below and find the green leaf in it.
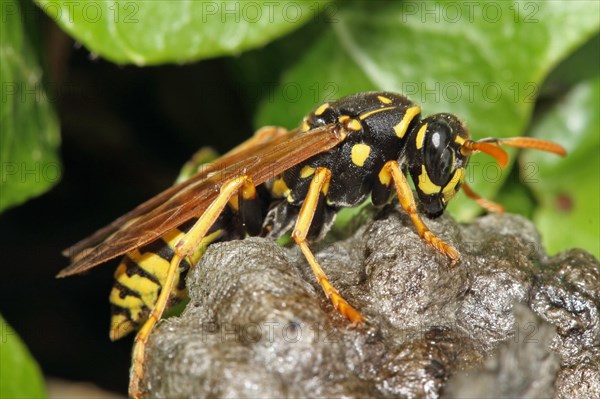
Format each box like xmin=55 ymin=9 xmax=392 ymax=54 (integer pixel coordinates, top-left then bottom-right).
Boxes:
xmin=0 ymin=315 xmax=46 ymax=399
xmin=34 ymin=0 xmax=324 ymax=65
xmin=0 ymin=0 xmax=61 ymax=213
xmin=522 ymin=73 xmax=600 ymax=258
xmin=237 ymin=0 xmax=598 ymax=221
xmin=494 ymin=167 xmax=536 ymax=218
xmin=175 ymin=147 xmax=220 ymax=184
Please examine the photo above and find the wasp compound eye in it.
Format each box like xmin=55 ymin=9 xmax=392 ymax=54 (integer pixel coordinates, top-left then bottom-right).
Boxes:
xmin=424 ymin=119 xmax=453 ymax=186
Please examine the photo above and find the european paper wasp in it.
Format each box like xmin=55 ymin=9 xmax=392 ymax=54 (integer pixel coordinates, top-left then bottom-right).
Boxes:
xmin=59 ymin=91 xmax=565 ymax=397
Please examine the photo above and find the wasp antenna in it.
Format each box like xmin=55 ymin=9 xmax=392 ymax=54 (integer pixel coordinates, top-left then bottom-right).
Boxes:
xmin=496 ymin=137 xmax=567 ymax=156
xmin=462 ymin=182 xmax=505 ymax=213
xmin=461 ymin=140 xmax=509 ymax=168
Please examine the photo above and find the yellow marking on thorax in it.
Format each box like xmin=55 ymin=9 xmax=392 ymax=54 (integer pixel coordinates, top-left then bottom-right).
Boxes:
xmin=394 ymin=106 xmax=421 ymax=138
xmin=351 ymin=143 xmax=371 ymax=167
xmin=415 ymin=124 xmax=428 ymax=149
xmin=359 ymin=106 xmax=396 ymax=120
xmin=300 ymin=165 xmax=315 ymax=178
xmin=442 ymin=168 xmax=464 ymax=202
xmin=339 ymin=115 xmax=362 ymax=131
xmin=418 ymin=165 xmax=441 ymax=195
xmin=301 ymin=120 xmax=311 ymax=132
xmin=274 ymin=177 xmax=295 ymax=203
xmin=454 ymin=135 xmax=466 ymax=145
xmin=377 ymin=95 xmax=393 ymax=104
xmin=271 ymin=177 xmax=291 ymax=198
xmin=347 ymin=119 xmax=362 ymax=131
xmin=314 ymin=103 xmax=330 ymax=116
xmin=241 ymin=182 xmax=257 ymax=200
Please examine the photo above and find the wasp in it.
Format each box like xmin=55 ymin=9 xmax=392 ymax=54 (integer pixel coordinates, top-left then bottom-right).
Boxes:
xmin=59 ymin=91 xmax=565 ymax=397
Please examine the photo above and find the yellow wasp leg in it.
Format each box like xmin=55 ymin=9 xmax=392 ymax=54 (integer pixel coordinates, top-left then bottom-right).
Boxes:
xmin=461 ymin=182 xmax=505 ymax=214
xmin=382 ymin=160 xmax=460 ymax=264
xmin=129 ymin=175 xmax=256 ymax=398
xmin=291 ymin=167 xmax=365 ymax=325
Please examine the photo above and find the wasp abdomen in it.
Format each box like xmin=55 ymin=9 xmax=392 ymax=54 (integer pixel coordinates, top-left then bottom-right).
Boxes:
xmin=109 ymin=218 xmax=226 ymax=340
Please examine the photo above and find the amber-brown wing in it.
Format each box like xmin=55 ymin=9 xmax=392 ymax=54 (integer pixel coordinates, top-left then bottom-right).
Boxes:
xmin=63 ymin=127 xmax=290 ymax=257
xmin=58 ymin=124 xmax=344 ymax=277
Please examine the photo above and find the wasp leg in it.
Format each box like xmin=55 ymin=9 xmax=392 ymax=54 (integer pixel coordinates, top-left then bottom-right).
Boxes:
xmin=291 ymin=167 xmax=365 ymax=325
xmin=462 ymin=182 xmax=505 ymax=213
xmin=382 ymin=160 xmax=460 ymax=264
xmin=129 ymin=175 xmax=256 ymax=399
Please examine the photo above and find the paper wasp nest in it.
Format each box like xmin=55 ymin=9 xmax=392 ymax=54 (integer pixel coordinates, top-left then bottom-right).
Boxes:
xmin=144 ymin=207 xmax=599 ymax=399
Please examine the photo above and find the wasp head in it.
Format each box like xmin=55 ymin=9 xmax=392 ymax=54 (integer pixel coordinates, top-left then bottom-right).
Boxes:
xmin=407 ymin=113 xmax=469 ymax=218
xmin=407 ymin=111 xmax=567 ymax=218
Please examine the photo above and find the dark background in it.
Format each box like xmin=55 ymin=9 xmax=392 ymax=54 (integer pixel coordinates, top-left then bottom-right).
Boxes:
xmin=0 ymin=12 xmax=261 ymax=393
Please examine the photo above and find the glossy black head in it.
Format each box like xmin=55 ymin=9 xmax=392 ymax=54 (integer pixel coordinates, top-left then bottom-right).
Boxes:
xmin=407 ymin=113 xmax=469 ymax=218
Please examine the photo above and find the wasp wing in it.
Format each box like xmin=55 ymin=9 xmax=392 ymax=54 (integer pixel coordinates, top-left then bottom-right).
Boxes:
xmin=58 ymin=124 xmax=343 ymax=277
xmin=63 ymin=127 xmax=289 ymax=257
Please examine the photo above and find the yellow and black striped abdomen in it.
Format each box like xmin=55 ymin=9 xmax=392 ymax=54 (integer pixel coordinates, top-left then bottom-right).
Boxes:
xmin=109 ymin=219 xmax=223 ymax=340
